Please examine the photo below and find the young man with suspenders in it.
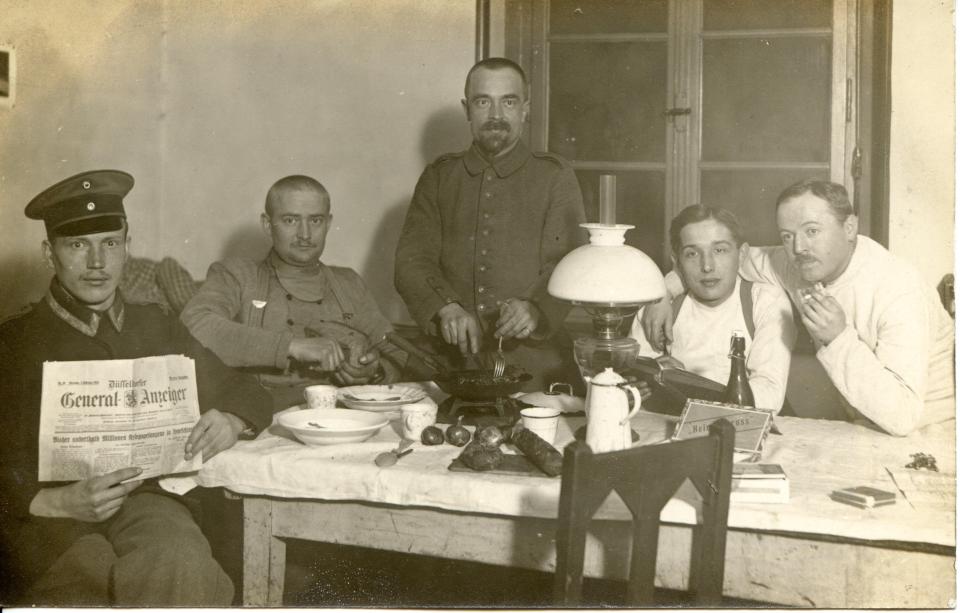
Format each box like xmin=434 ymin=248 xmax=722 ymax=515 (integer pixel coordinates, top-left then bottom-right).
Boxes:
xmin=630 ymin=205 xmax=796 ymax=414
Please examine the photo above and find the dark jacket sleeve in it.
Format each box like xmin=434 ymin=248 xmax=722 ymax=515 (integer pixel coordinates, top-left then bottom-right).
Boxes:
xmin=173 ymin=318 xmax=273 ymax=433
xmin=394 ymin=164 xmax=462 ymax=332
xmin=0 ymin=328 xmax=44 ymax=521
xmin=525 ymin=163 xmax=587 ymax=302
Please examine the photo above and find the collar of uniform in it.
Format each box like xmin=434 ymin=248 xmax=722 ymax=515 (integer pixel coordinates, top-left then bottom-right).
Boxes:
xmin=268 ymin=249 xmax=324 ymax=279
xmin=46 ymin=279 xmax=125 ymax=337
xmin=463 ymin=141 xmax=530 ymax=178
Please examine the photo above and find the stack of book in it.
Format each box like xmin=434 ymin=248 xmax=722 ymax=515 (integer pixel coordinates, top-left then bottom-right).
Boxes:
xmin=731 ymin=463 xmax=790 ymax=504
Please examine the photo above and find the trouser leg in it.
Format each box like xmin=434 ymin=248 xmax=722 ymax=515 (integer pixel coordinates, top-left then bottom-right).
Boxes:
xmin=105 ymin=491 xmax=234 ymax=606
xmin=19 ymin=532 xmax=115 ymax=605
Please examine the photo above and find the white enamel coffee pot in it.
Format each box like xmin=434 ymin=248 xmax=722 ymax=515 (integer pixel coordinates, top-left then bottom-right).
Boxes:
xmin=585 ymin=367 xmax=641 ymax=453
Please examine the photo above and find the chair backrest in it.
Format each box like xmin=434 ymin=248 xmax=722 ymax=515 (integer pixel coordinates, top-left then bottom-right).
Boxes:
xmin=554 ymin=419 xmax=735 ymax=607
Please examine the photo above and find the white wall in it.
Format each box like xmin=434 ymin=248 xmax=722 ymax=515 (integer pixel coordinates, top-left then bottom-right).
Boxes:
xmin=0 ymin=0 xmax=475 ymax=320
xmin=0 ymin=2 xmax=164 ymax=317
xmin=888 ymin=0 xmax=955 ymax=289
xmin=2 ymin=1 xmax=953 ymax=317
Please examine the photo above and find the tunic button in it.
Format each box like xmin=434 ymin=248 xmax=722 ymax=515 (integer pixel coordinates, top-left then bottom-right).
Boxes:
xmin=483 ymin=212 xmax=491 ymax=219
xmin=478 ymin=286 xmax=486 ymax=294
xmin=286 ymin=318 xmax=294 ymax=326
xmin=480 ymin=249 xmax=488 ymax=256
xmin=479 ymin=265 xmax=487 ymax=272
xmin=482 ymin=229 xmax=490 ymax=236
xmin=477 ymin=304 xmax=486 ymax=312
xmin=485 ymin=192 xmax=493 ymax=198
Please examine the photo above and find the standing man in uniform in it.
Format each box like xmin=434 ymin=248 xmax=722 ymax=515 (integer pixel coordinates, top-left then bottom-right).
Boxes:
xmin=395 ymin=57 xmax=587 ymax=391
xmin=0 ymin=170 xmax=272 ymax=605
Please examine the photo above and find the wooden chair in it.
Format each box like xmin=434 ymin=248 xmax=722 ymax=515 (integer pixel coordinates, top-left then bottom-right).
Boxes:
xmin=554 ymin=419 xmax=735 ymax=607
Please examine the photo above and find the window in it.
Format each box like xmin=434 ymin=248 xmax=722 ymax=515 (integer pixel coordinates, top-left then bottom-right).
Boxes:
xmin=499 ymin=0 xmax=888 ymax=266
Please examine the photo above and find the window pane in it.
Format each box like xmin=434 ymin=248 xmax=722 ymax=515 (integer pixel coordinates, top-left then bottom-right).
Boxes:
xmin=575 ymin=170 xmax=667 ymax=268
xmin=704 ymin=0 xmax=833 ymax=31
xmin=701 ymin=37 xmax=831 ymax=162
xmin=550 ymin=42 xmax=667 ymax=162
xmin=550 ymin=0 xmax=667 ymax=35
xmin=700 ymin=168 xmax=831 ymax=246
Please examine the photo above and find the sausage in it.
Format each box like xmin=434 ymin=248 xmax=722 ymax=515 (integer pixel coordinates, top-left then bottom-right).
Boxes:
xmin=510 ymin=424 xmax=563 ymax=477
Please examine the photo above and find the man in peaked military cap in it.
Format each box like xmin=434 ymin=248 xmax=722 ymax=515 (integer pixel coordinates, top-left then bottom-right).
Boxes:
xmin=395 ymin=57 xmax=587 ymax=393
xmin=0 ymin=170 xmax=272 ymax=606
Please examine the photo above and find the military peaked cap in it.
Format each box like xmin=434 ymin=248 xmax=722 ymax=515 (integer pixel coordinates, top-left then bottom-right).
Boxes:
xmin=25 ymin=169 xmax=133 ymax=236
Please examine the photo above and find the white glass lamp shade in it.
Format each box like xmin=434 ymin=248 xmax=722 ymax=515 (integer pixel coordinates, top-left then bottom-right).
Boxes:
xmin=548 ymin=223 xmax=666 ymax=305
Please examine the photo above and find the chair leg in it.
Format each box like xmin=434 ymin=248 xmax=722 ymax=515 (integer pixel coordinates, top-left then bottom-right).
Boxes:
xmin=693 ymin=423 xmax=734 ymax=605
xmin=554 ymin=512 xmax=589 ymax=606
xmin=555 ymin=443 xmax=595 ymax=606
xmin=626 ymin=509 xmax=660 ymax=606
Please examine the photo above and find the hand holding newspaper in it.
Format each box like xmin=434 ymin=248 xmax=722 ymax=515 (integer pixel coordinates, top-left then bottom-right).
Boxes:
xmin=38 ymin=355 xmax=202 ymax=481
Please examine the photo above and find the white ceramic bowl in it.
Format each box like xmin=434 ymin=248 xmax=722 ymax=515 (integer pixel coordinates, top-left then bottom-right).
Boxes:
xmin=337 ymin=384 xmax=427 ymax=412
xmin=279 ymin=408 xmax=389 ymax=446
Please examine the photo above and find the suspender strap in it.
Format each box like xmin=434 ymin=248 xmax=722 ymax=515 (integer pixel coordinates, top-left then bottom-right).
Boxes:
xmin=670 ymin=280 xmax=755 ymax=340
xmin=740 ymin=279 xmax=755 ymax=339
xmin=671 ymin=291 xmax=687 ymax=323
xmin=321 ymin=265 xmax=354 ymax=321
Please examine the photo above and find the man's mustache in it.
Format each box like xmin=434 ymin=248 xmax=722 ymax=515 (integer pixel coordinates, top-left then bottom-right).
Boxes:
xmin=481 ymin=119 xmax=510 ymax=132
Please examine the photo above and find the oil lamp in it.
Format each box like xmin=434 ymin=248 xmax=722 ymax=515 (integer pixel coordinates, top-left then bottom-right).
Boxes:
xmin=547 ymin=175 xmax=666 ymax=382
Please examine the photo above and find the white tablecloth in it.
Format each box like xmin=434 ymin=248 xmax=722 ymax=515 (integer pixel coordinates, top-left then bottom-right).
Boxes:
xmin=185 ymin=383 xmax=956 ymax=548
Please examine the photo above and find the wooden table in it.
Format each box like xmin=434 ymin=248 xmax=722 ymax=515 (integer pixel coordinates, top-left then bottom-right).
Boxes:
xmin=195 ymin=401 xmax=956 ymax=608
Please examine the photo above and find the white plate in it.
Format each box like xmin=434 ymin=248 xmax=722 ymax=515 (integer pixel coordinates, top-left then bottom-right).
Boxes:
xmin=279 ymin=408 xmax=389 ymax=446
xmin=337 ymin=384 xmax=427 ymax=412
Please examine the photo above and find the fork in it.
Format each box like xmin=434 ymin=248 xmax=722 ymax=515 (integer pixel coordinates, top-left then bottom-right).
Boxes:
xmin=492 ymin=336 xmax=506 ymax=378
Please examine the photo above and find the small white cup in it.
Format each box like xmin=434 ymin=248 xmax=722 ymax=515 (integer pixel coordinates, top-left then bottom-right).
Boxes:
xmin=520 ymin=407 xmax=562 ymax=444
xmin=303 ymin=385 xmax=338 ymax=410
xmin=401 ymin=402 xmax=438 ymax=440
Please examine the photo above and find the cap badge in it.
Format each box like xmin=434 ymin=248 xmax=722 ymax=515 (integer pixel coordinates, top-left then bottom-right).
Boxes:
xmin=87 ymin=202 xmax=96 ymax=211
xmin=82 ymin=181 xmax=91 ymax=189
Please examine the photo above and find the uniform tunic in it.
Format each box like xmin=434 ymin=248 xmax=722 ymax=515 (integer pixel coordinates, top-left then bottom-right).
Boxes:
xmin=181 ymin=252 xmax=405 ymax=409
xmin=0 ymin=281 xmax=272 ymax=604
xmin=395 ymin=142 xmax=587 ymax=390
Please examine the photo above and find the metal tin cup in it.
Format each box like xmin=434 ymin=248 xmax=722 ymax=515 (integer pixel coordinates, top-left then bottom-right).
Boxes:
xmin=520 ymin=407 xmax=561 ymax=444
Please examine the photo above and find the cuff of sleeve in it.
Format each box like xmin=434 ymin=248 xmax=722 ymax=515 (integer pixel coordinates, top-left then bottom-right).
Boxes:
xmin=275 ymin=331 xmax=296 ymax=370
xmin=816 ymin=325 xmax=857 ymax=367
xmin=426 ymin=276 xmax=461 ymax=306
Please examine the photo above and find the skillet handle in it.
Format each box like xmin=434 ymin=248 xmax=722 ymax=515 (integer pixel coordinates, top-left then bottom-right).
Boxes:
xmin=384 ymin=332 xmax=447 ymax=376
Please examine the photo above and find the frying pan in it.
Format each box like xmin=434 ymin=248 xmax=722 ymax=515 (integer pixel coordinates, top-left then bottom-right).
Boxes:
xmin=433 ymin=366 xmax=532 ymax=401
xmin=385 ymin=332 xmax=531 ymax=400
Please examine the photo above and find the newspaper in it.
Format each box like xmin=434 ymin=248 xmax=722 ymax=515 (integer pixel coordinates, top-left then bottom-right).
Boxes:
xmin=38 ymin=355 xmax=203 ymax=481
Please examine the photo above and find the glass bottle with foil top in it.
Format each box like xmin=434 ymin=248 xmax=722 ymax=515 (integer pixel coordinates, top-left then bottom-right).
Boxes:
xmin=723 ymin=331 xmax=755 ymax=407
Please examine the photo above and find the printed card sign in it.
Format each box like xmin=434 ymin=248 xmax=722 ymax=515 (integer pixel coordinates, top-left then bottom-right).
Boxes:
xmin=671 ymin=399 xmax=773 ymax=456
xmin=38 ymin=355 xmax=202 ymax=481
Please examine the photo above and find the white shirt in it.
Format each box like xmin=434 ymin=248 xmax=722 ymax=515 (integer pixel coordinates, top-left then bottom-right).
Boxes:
xmin=736 ymin=235 xmax=955 ymax=435
xmin=631 ymin=277 xmax=796 ymax=413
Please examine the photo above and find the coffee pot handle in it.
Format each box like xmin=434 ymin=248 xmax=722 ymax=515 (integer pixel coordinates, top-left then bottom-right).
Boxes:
xmin=619 ymin=385 xmax=642 ymax=425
